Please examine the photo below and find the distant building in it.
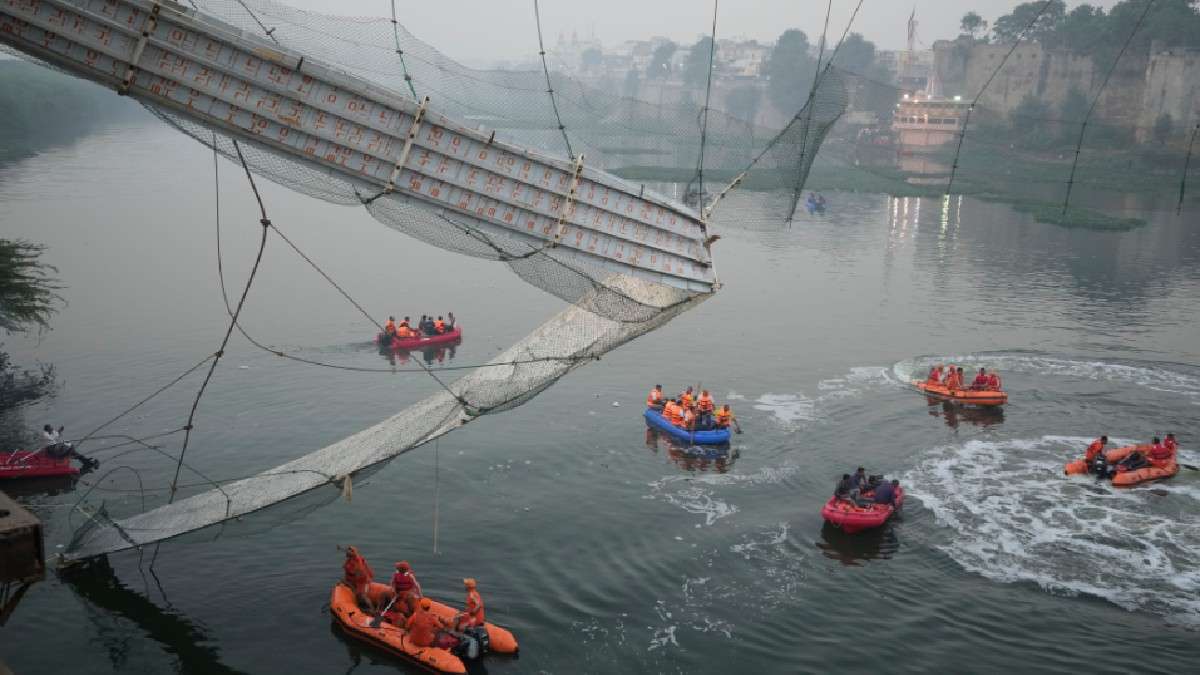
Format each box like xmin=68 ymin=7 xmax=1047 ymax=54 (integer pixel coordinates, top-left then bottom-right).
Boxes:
xmin=892 ymin=94 xmax=970 ymax=151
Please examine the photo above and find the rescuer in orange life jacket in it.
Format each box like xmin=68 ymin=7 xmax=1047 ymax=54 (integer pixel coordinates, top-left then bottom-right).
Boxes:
xmin=390 ymin=560 xmax=423 ymax=617
xmin=384 ymin=316 xmax=397 ymax=336
xmin=971 ymin=368 xmax=990 ymax=390
xmin=434 ymin=316 xmax=446 ymax=334
xmin=696 ymin=389 xmax=715 ymax=428
xmin=343 ymin=546 xmax=375 ymax=612
xmin=406 ymin=597 xmax=450 ymax=648
xmin=455 ymin=577 xmax=485 ymax=631
xmin=1085 ymin=436 xmax=1108 ymax=463
xmin=926 ymin=365 xmax=943 ymax=385
xmin=647 ymin=384 xmax=665 ymax=409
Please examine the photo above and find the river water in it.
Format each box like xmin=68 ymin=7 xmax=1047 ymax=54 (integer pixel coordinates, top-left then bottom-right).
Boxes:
xmin=2 ymin=120 xmax=1198 ymax=673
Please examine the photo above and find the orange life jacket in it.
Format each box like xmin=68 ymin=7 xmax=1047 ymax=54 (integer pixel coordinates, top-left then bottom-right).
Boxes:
xmin=406 ymin=608 xmax=442 ymax=647
xmin=463 ymin=589 xmax=485 ymax=627
xmin=647 ymin=389 xmax=663 ymax=406
xmin=1164 ymin=437 xmax=1177 ymax=453
xmin=927 ymin=367 xmax=942 ymax=385
xmin=697 ymin=394 xmax=714 ymax=412
xmin=343 ymin=554 xmax=373 ymax=590
xmin=1148 ymin=443 xmax=1172 ymax=461
xmin=945 ymin=372 xmax=962 ymax=390
xmin=715 ymin=409 xmax=731 ymax=427
xmin=384 ymin=320 xmax=396 ymax=335
xmin=1084 ymin=439 xmax=1105 ymax=462
xmin=986 ymin=374 xmax=1001 ymax=390
xmin=681 ymin=391 xmax=694 ymax=407
xmin=434 ymin=320 xmax=446 ymax=333
xmin=396 ymin=326 xmax=413 ymax=338
xmin=662 ymin=402 xmax=681 ymax=425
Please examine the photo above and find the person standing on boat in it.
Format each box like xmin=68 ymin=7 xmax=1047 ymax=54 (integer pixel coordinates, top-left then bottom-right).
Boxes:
xmin=446 ymin=312 xmax=456 ymax=329
xmin=455 ymin=578 xmax=485 ymax=631
xmin=343 ymin=546 xmax=376 ymax=612
xmin=714 ymin=405 xmax=734 ymax=429
xmin=391 ymin=561 xmax=423 ymax=617
xmin=384 ymin=316 xmax=397 ymax=337
xmin=434 ymin=316 xmax=446 ymax=334
xmin=696 ymin=390 xmax=715 ymax=429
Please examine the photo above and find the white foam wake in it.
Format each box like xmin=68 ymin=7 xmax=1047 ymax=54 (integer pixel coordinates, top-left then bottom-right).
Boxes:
xmin=905 ymin=436 xmax=1200 ymax=623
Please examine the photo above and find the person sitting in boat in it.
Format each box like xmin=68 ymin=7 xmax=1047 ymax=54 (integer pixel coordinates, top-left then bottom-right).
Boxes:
xmin=696 ymin=390 xmax=715 ymax=429
xmin=384 ymin=316 xmax=397 ymax=337
xmin=970 ymin=368 xmax=990 ymax=390
xmin=679 ymin=404 xmax=697 ymax=430
xmin=454 ymin=578 xmax=485 ymax=631
xmin=396 ymin=320 xmax=415 ymax=338
xmin=873 ymin=479 xmax=900 ymax=507
xmin=851 ymin=466 xmax=870 ymax=491
xmin=834 ymin=474 xmax=855 ymax=500
xmin=446 ymin=311 xmax=456 ymax=329
xmin=680 ymin=386 xmax=695 ymax=408
xmin=434 ymin=316 xmax=447 ymax=334
xmin=661 ymin=398 xmax=681 ymax=426
xmin=1116 ymin=437 xmax=1161 ymax=472
xmin=41 ymin=424 xmax=97 ymax=467
xmin=1164 ymin=433 xmax=1177 ymax=454
xmin=647 ymin=384 xmax=665 ymax=409
xmin=926 ymin=365 xmax=943 ymax=385
xmin=714 ymin=405 xmax=734 ymax=429
xmin=986 ymin=369 xmax=1002 ymax=391
xmin=343 ymin=546 xmax=376 ymax=612
xmin=391 ymin=560 xmax=423 ymax=617
xmin=1148 ymin=436 xmax=1175 ymax=467
xmin=1084 ymin=436 xmax=1108 ymax=473
xmin=406 ymin=597 xmax=450 ymax=648
xmin=943 ymin=367 xmax=961 ymax=390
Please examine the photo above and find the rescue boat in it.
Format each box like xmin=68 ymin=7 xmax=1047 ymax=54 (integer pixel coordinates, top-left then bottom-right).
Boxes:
xmin=820 ymin=487 xmax=905 ymax=534
xmin=1064 ymin=444 xmax=1178 ymax=486
xmin=643 ymin=408 xmax=731 ymax=445
xmin=376 ymin=327 xmax=463 ymax=351
xmin=330 ymin=582 xmax=518 ymax=674
xmin=912 ymin=380 xmax=1007 ymax=406
xmin=0 ymin=450 xmax=80 ymax=480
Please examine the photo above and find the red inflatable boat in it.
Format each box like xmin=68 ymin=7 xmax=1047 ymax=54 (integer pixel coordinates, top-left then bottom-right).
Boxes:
xmin=821 ymin=487 xmax=905 ymax=534
xmin=0 ymin=450 xmax=80 ymax=480
xmin=377 ymin=327 xmax=462 ymax=351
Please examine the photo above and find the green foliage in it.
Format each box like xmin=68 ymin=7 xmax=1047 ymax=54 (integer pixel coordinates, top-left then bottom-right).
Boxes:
xmin=832 ymin=33 xmax=876 ymax=73
xmin=646 ymin=41 xmax=677 ymax=79
xmin=1010 ymin=94 xmax=1055 ymax=148
xmin=766 ymin=29 xmax=815 ymax=114
xmin=0 ymin=240 xmax=62 ymax=334
xmin=960 ymin=12 xmax=987 ymax=39
xmin=0 ymin=350 xmax=56 ymax=411
xmin=723 ymin=84 xmax=762 ymax=129
xmin=1058 ymin=87 xmax=1089 ymax=143
xmin=993 ymin=0 xmax=1066 ymax=44
xmin=683 ymin=36 xmax=716 ymax=89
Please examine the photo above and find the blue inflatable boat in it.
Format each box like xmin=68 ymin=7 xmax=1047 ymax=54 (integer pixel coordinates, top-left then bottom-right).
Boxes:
xmin=643 ymin=408 xmax=732 ymax=445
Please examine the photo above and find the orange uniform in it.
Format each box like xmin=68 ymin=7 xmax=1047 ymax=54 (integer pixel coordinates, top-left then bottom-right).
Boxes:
xmin=681 ymin=390 xmax=694 ymax=408
xmin=1084 ymin=439 xmax=1106 ymax=462
xmin=396 ymin=325 xmax=413 ymax=338
xmin=715 ymin=408 xmax=732 ymax=427
xmin=434 ymin=319 xmax=446 ymax=333
xmin=406 ymin=607 xmax=443 ymax=648
xmin=986 ymin=373 xmax=1001 ymax=390
xmin=662 ymin=401 xmax=682 ymax=425
xmin=462 ymin=589 xmax=485 ymax=628
xmin=945 ymin=371 xmax=962 ymax=390
xmin=926 ymin=366 xmax=942 ymax=385
xmin=1148 ymin=443 xmax=1173 ymax=463
xmin=697 ymin=393 xmax=714 ymax=413
xmin=343 ymin=548 xmax=373 ymax=596
xmin=1164 ymin=436 xmax=1177 ymax=453
xmin=384 ymin=319 xmax=397 ymax=336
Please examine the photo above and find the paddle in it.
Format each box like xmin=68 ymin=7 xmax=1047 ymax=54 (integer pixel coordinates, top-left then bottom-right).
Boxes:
xmin=370 ymin=595 xmax=397 ymax=628
xmin=731 ymin=415 xmax=743 ymax=435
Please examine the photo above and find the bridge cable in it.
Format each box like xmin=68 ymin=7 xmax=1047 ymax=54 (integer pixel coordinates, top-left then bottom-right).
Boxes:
xmin=1062 ymin=0 xmax=1156 ymax=216
xmin=532 ymin=0 xmax=576 ymax=160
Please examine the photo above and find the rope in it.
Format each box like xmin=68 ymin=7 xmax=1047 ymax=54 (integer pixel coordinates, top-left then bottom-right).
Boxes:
xmin=693 ymin=0 xmax=719 ymax=214
xmin=233 ymin=0 xmax=279 ymax=44
xmin=1062 ymin=0 xmax=1157 ymax=216
xmin=167 ymin=139 xmax=271 ymax=504
xmin=1180 ymin=123 xmax=1199 ymax=215
xmin=947 ymin=0 xmax=1059 ymax=195
xmin=75 ymin=355 xmax=215 ymax=447
xmin=532 ymin=0 xmax=575 ymax=160
xmin=388 ymin=0 xmax=420 ymax=100
xmin=432 ymin=437 xmax=440 ymax=554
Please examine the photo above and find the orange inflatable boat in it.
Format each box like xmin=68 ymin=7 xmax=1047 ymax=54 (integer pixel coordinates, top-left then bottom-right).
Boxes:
xmin=912 ymin=380 xmax=1007 ymax=406
xmin=330 ymin=582 xmax=518 ymax=673
xmin=1063 ymin=444 xmax=1179 ymax=487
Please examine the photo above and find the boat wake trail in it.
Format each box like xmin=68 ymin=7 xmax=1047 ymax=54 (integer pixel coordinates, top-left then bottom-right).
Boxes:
xmin=893 ymin=352 xmax=1200 ymax=402
xmin=905 ymin=436 xmax=1200 ymax=624
xmin=751 ymin=366 xmax=895 ymax=430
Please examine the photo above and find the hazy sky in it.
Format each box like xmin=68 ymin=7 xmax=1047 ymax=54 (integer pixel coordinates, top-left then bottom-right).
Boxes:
xmin=280 ymin=1 xmax=1122 ymax=64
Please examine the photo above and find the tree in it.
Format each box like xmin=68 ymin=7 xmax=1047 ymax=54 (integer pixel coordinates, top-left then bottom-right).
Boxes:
xmin=766 ymin=29 xmax=816 ymax=114
xmin=646 ymin=41 xmax=677 ymax=79
xmin=1057 ymin=5 xmax=1107 ymax=54
xmin=832 ymin=33 xmax=876 ymax=73
xmin=0 ymin=239 xmax=60 ymax=416
xmin=683 ymin=36 xmax=717 ymax=89
xmin=1153 ymin=113 xmax=1174 ymax=145
xmin=1011 ymin=94 xmax=1054 ymax=147
xmin=993 ymin=0 xmax=1066 ymax=44
xmin=724 ymin=83 xmax=762 ymax=130
xmin=960 ymin=12 xmax=987 ymax=39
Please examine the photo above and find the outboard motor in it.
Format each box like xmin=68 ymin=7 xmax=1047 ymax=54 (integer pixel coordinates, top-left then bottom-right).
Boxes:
xmin=450 ymin=630 xmax=484 ymax=660
xmin=467 ymin=626 xmax=490 ymax=654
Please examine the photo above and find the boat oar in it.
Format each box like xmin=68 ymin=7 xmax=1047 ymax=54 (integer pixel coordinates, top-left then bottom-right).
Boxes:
xmin=730 ymin=414 xmax=743 ymax=435
xmin=370 ymin=595 xmax=398 ymax=628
